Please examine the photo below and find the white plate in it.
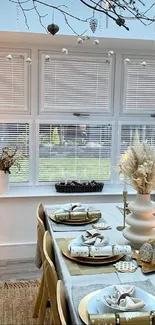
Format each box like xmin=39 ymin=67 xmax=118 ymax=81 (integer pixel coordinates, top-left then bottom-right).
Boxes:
xmin=87 ymin=286 xmax=155 ymax=314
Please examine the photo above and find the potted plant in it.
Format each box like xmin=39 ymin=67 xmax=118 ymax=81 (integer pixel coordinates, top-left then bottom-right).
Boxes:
xmin=117 ymin=142 xmax=155 ymax=248
xmin=0 ymin=147 xmax=22 ymax=194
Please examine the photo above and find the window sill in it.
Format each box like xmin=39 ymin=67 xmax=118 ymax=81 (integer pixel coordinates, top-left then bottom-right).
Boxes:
xmin=0 ymin=185 xmax=138 ymax=199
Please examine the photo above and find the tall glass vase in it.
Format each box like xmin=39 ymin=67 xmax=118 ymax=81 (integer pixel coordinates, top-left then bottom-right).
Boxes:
xmin=123 ymin=193 xmax=155 ymax=248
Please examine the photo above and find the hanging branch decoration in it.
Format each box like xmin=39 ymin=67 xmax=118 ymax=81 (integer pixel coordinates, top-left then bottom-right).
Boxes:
xmin=8 ymin=0 xmax=155 ymax=33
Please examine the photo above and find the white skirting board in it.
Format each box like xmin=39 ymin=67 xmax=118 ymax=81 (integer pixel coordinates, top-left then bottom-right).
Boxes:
xmin=0 ymin=242 xmax=36 ymax=260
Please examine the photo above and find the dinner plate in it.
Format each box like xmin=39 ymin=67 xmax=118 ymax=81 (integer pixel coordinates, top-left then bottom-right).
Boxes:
xmin=78 ymin=290 xmax=100 ymax=325
xmin=87 ymin=286 xmax=155 ymax=314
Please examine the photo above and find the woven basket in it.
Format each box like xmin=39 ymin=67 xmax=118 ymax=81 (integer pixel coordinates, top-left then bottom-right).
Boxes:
xmin=55 ymin=181 xmax=104 ymax=193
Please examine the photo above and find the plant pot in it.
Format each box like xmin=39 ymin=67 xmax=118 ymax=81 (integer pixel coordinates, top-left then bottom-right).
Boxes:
xmin=123 ymin=193 xmax=155 ymax=248
xmin=0 ymin=171 xmax=9 ymax=195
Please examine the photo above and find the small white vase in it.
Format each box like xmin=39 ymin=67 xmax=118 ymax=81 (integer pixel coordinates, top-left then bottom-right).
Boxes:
xmin=123 ymin=193 xmax=155 ymax=248
xmin=0 ymin=171 xmax=9 ymax=195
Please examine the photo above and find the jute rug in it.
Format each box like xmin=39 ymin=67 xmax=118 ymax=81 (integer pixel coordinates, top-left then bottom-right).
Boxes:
xmin=0 ymin=279 xmax=50 ymax=325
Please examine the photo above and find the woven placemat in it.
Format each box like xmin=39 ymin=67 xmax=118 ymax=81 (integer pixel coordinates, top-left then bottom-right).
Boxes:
xmin=71 ymin=279 xmax=155 ymax=325
xmin=48 ymin=214 xmax=107 ymax=232
xmin=56 ymin=238 xmax=116 ymax=275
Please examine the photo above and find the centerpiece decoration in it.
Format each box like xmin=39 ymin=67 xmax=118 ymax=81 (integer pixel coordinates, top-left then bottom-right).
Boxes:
xmin=117 ymin=142 xmax=155 ymax=248
xmin=0 ymin=147 xmax=22 ymax=194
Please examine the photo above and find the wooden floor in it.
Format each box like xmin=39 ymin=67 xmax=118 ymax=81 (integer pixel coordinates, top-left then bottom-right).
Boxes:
xmin=0 ymin=258 xmax=42 ymax=281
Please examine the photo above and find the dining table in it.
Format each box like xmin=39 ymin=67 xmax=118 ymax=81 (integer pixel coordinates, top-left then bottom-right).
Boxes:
xmin=45 ymin=202 xmax=155 ymax=325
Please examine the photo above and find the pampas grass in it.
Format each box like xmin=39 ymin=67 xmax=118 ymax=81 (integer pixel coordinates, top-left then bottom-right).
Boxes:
xmin=117 ymin=143 xmax=155 ymax=194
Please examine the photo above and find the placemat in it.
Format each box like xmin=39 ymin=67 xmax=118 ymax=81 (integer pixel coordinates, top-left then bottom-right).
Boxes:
xmin=48 ymin=213 xmax=107 ymax=232
xmin=71 ymin=280 xmax=155 ymax=325
xmin=56 ymin=238 xmax=116 ymax=275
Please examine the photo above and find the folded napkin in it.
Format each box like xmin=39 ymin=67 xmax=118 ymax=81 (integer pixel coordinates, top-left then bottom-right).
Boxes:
xmin=82 ymin=229 xmax=108 ymax=247
xmin=70 ymin=244 xmax=131 ymax=258
xmin=104 ymin=285 xmax=145 ymax=311
xmin=53 ymin=203 xmax=101 ymax=222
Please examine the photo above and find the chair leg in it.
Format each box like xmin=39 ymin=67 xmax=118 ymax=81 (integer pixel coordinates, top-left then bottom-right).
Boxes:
xmin=33 ymin=274 xmax=44 ymax=318
xmin=37 ymin=283 xmax=48 ymax=325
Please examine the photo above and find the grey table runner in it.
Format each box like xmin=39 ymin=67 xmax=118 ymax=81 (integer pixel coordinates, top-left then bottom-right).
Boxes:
xmin=70 ymin=280 xmax=155 ymax=325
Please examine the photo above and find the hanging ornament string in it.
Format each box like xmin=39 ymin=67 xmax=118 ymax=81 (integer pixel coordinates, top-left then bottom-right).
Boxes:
xmin=105 ymin=1 xmax=109 ymax=29
xmin=99 ymin=1 xmax=103 ymax=34
xmin=11 ymin=57 xmax=13 ymax=109
xmin=16 ymin=3 xmax=19 ymax=32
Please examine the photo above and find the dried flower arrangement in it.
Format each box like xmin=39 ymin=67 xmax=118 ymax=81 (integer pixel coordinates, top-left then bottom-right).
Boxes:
xmin=0 ymin=147 xmax=22 ymax=174
xmin=117 ymin=143 xmax=155 ymax=194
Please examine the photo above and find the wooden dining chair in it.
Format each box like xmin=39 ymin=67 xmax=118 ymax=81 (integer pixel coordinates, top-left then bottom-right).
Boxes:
xmin=33 ymin=204 xmax=53 ymax=319
xmin=57 ymin=280 xmax=70 ymax=325
xmin=37 ymin=231 xmax=59 ymax=325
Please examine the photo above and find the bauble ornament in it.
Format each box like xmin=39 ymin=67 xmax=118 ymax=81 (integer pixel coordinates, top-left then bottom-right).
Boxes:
xmin=139 ymin=242 xmax=153 ymax=262
xmin=47 ymin=23 xmax=59 ymax=35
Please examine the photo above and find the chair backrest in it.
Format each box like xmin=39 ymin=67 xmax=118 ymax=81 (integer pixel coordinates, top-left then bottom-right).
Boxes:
xmin=57 ymin=280 xmax=69 ymax=325
xmin=43 ymin=231 xmax=60 ymax=325
xmin=37 ymin=203 xmax=46 ymax=263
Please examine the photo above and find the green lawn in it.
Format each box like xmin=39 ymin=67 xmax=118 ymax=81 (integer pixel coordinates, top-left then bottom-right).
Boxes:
xmin=9 ymin=157 xmax=111 ymax=182
xmin=39 ymin=158 xmax=111 ymax=181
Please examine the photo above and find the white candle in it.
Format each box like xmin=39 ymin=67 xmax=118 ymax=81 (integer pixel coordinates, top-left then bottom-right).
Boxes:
xmin=77 ymin=170 xmax=80 ymax=183
xmin=123 ymin=176 xmax=127 ymax=192
xmin=64 ymin=171 xmax=68 ymax=185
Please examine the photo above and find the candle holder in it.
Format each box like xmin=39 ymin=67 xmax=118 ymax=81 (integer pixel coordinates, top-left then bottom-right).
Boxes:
xmin=117 ymin=191 xmax=128 ymax=231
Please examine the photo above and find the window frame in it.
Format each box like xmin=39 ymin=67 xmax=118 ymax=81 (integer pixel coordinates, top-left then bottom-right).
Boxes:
xmin=121 ymin=54 xmax=155 ymax=116
xmin=0 ymin=48 xmax=31 ymax=114
xmin=38 ymin=50 xmax=115 ymax=116
xmin=35 ymin=119 xmax=116 ymax=186
xmin=0 ymin=119 xmax=33 ymax=185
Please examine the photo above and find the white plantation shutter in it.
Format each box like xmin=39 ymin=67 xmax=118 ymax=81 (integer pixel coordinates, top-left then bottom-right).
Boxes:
xmin=40 ymin=53 xmax=113 ymax=113
xmin=0 ymin=123 xmax=30 ymax=182
xmin=119 ymin=124 xmax=155 ymax=155
xmin=123 ymin=56 xmax=155 ymax=112
xmin=0 ymin=52 xmax=29 ymax=112
xmin=38 ymin=123 xmax=112 ymax=182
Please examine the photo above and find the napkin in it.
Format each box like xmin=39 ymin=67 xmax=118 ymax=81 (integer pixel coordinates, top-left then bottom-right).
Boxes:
xmin=82 ymin=229 xmax=108 ymax=247
xmin=104 ymin=285 xmax=145 ymax=311
xmin=53 ymin=203 xmax=101 ymax=221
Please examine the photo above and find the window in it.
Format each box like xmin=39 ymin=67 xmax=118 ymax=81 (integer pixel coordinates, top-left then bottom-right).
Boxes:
xmin=0 ymin=51 xmax=30 ymax=113
xmin=1 ymin=39 xmax=155 ymax=187
xmin=122 ymin=56 xmax=155 ymax=113
xmin=38 ymin=123 xmax=112 ymax=182
xmin=119 ymin=124 xmax=155 ymax=155
xmin=0 ymin=123 xmax=30 ymax=183
xmin=39 ymin=53 xmax=114 ymax=113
